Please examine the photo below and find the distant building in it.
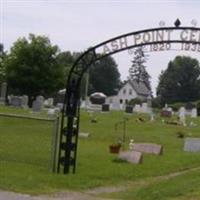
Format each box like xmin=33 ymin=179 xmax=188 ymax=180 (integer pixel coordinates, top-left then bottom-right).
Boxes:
xmin=106 ymin=80 xmax=151 ymax=110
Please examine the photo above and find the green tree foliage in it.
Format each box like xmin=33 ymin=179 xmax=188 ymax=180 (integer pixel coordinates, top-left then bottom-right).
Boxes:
xmin=88 ymin=56 xmax=121 ymax=96
xmin=0 ymin=43 xmax=6 ymax=82
xmin=56 ymin=51 xmax=75 ymax=84
xmin=128 ymin=47 xmax=151 ymax=91
xmin=4 ymin=34 xmax=64 ymax=99
xmin=157 ymin=56 xmax=200 ymax=104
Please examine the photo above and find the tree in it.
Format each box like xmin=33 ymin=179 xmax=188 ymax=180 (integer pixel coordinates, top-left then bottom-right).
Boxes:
xmin=0 ymin=43 xmax=6 ymax=82
xmin=88 ymin=56 xmax=121 ymax=96
xmin=157 ymin=56 xmax=200 ymax=104
xmin=4 ymin=34 xmax=64 ymax=102
xmin=128 ymin=47 xmax=151 ymax=91
xmin=56 ymin=51 xmax=75 ymax=85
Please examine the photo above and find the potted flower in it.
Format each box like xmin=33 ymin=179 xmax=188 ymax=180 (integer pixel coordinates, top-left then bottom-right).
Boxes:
xmin=109 ymin=139 xmax=122 ymax=154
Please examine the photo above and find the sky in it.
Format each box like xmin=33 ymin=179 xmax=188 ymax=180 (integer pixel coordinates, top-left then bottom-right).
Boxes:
xmin=1 ymin=0 xmax=200 ymax=95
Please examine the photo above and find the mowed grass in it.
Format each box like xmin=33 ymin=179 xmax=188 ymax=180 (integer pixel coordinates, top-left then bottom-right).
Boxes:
xmin=1 ymin=105 xmax=200 ymax=199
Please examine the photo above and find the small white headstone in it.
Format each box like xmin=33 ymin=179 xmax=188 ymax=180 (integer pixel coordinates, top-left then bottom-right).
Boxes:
xmin=134 ymin=104 xmax=141 ymax=112
xmin=179 ymin=107 xmax=186 ymax=126
xmin=191 ymin=108 xmax=197 ymax=118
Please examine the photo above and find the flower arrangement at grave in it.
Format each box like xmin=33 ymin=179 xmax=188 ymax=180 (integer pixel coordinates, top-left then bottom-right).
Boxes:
xmin=109 ymin=139 xmax=122 ymax=154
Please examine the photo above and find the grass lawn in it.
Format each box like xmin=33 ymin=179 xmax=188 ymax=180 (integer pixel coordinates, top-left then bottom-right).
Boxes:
xmin=0 ymin=105 xmax=200 ymax=199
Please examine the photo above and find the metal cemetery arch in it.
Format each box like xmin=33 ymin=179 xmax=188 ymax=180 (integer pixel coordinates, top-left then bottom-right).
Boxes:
xmin=57 ymin=24 xmax=200 ymax=174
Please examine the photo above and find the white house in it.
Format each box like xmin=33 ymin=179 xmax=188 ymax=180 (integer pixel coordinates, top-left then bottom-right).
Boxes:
xmin=106 ymin=80 xmax=151 ymax=110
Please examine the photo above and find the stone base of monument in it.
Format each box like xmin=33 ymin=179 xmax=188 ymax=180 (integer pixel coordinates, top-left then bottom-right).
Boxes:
xmin=118 ymin=151 xmax=143 ymax=164
xmin=133 ymin=143 xmax=163 ymax=155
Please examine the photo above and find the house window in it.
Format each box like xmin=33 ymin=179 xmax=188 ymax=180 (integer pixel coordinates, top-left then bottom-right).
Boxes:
xmin=129 ymin=89 xmax=132 ymax=95
xmin=125 ymin=99 xmax=128 ymax=104
xmin=120 ymin=99 xmax=123 ymax=104
xmin=123 ymin=89 xmax=126 ymax=94
xmin=109 ymin=98 xmax=113 ymax=103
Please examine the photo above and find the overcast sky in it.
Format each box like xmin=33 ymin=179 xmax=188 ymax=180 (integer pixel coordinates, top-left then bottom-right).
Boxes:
xmin=1 ymin=0 xmax=200 ymax=95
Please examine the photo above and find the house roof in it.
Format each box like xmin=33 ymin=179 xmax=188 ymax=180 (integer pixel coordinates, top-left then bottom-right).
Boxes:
xmin=128 ymin=80 xmax=150 ymax=96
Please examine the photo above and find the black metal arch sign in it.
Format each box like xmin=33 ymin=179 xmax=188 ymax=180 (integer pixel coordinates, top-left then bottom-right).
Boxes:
xmin=99 ymin=27 xmax=200 ymax=55
xmin=57 ymin=24 xmax=200 ymax=174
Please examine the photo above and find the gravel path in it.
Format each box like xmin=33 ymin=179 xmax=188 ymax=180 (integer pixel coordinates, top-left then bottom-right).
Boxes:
xmin=1 ymin=166 xmax=200 ymax=200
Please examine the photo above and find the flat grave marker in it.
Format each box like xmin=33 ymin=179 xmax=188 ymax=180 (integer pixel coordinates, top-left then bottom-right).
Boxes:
xmin=184 ymin=138 xmax=200 ymax=152
xmin=118 ymin=151 xmax=143 ymax=164
xmin=133 ymin=143 xmax=163 ymax=155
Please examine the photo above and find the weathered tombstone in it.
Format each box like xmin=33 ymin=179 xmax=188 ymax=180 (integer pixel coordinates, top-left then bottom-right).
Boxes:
xmin=32 ymin=100 xmax=42 ymax=112
xmin=102 ymin=104 xmax=110 ymax=112
xmin=118 ymin=151 xmax=143 ymax=164
xmin=179 ymin=107 xmax=186 ymax=126
xmin=10 ymin=96 xmax=22 ymax=107
xmin=184 ymin=138 xmax=200 ymax=152
xmin=141 ymin=102 xmax=149 ymax=113
xmin=125 ymin=105 xmax=133 ymax=113
xmin=21 ymin=95 xmax=28 ymax=108
xmin=44 ymin=98 xmax=54 ymax=108
xmin=191 ymin=108 xmax=197 ymax=118
xmin=79 ymin=132 xmax=90 ymax=138
xmin=134 ymin=104 xmax=141 ymax=112
xmin=132 ymin=143 xmax=163 ymax=155
xmin=0 ymin=82 xmax=7 ymax=105
xmin=36 ymin=95 xmax=44 ymax=104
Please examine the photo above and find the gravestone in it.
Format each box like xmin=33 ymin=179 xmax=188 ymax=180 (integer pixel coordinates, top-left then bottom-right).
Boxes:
xmin=44 ymin=98 xmax=54 ymax=108
xmin=21 ymin=95 xmax=28 ymax=108
xmin=141 ymin=102 xmax=149 ymax=113
xmin=132 ymin=143 xmax=163 ymax=155
xmin=134 ymin=104 xmax=141 ymax=112
xmin=160 ymin=110 xmax=172 ymax=117
xmin=179 ymin=107 xmax=186 ymax=126
xmin=184 ymin=138 xmax=200 ymax=152
xmin=32 ymin=100 xmax=42 ymax=112
xmin=102 ymin=104 xmax=110 ymax=112
xmin=118 ymin=151 xmax=143 ymax=164
xmin=191 ymin=108 xmax=197 ymax=118
xmin=10 ymin=96 xmax=22 ymax=107
xmin=125 ymin=105 xmax=133 ymax=113
xmin=0 ymin=82 xmax=7 ymax=105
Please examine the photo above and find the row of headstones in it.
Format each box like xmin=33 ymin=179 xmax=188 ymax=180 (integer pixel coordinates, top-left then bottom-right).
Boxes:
xmin=161 ymin=105 xmax=198 ymax=118
xmin=8 ymin=95 xmax=54 ymax=112
xmin=87 ymin=103 xmax=151 ymax=114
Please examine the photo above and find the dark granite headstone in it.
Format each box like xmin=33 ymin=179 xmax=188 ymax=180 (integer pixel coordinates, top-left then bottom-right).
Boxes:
xmin=102 ymin=104 xmax=110 ymax=112
xmin=160 ymin=110 xmax=172 ymax=117
xmin=125 ymin=105 xmax=133 ymax=114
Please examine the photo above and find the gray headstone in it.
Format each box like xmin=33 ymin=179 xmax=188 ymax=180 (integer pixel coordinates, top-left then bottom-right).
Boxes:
xmin=191 ymin=108 xmax=197 ymax=118
xmin=133 ymin=143 xmax=163 ymax=155
xmin=32 ymin=100 xmax=42 ymax=112
xmin=184 ymin=138 xmax=200 ymax=152
xmin=118 ymin=151 xmax=143 ymax=164
xmin=10 ymin=96 xmax=22 ymax=107
xmin=21 ymin=95 xmax=28 ymax=108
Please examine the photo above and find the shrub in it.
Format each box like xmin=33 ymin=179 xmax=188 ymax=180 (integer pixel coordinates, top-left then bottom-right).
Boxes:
xmin=170 ymin=102 xmax=185 ymax=112
xmin=128 ymin=98 xmax=142 ymax=106
xmin=185 ymin=102 xmax=196 ymax=110
xmin=151 ymin=97 xmax=162 ymax=108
